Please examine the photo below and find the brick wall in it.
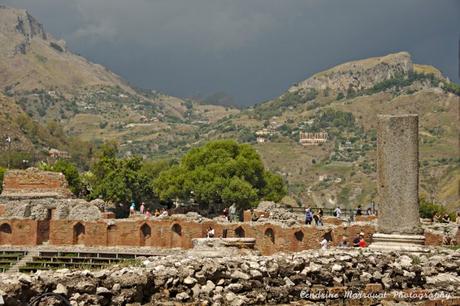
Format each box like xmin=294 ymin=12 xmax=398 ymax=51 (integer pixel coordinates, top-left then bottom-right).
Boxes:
xmin=0 ymin=217 xmax=454 ymax=254
xmin=46 ymin=218 xmax=376 ymax=255
xmin=1 ymin=168 xmax=72 ymax=198
xmin=0 ymin=219 xmax=39 ymax=245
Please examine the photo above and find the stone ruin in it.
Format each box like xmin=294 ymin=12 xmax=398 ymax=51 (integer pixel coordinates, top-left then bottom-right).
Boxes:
xmin=0 ymin=168 xmax=107 ymax=221
xmin=0 ymin=115 xmax=459 ymax=304
xmin=370 ymin=114 xmax=427 ymax=252
xmin=1 ymin=168 xmax=73 ymax=199
xmin=1 ymin=248 xmax=459 ymax=305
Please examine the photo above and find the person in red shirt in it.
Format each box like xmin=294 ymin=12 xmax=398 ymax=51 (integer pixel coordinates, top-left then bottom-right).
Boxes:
xmin=358 ymin=232 xmax=367 ymax=248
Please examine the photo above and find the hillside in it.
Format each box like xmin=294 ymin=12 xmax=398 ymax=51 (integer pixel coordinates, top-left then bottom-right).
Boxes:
xmin=198 ymin=52 xmax=459 ymax=211
xmin=0 ymin=92 xmax=91 ymax=167
xmin=0 ymin=5 xmax=238 ymax=158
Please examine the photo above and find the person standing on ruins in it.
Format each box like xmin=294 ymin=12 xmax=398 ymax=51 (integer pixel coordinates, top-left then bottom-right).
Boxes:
xmin=130 ymin=202 xmax=136 ymax=216
xmin=305 ymin=208 xmax=313 ymax=225
xmin=223 ymin=207 xmax=229 ymax=221
xmin=140 ymin=202 xmax=145 ymax=215
xmin=356 ymin=205 xmax=362 ymax=216
xmin=334 ymin=206 xmax=342 ymax=218
xmin=314 ymin=209 xmax=323 ymax=226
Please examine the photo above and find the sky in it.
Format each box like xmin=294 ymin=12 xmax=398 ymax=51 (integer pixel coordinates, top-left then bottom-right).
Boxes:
xmin=2 ymin=0 xmax=460 ymax=106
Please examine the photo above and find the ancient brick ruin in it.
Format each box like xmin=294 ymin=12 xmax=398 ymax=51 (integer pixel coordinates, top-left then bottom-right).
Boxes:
xmin=0 ymin=168 xmax=457 ymax=256
xmin=1 ymin=168 xmax=72 ymax=199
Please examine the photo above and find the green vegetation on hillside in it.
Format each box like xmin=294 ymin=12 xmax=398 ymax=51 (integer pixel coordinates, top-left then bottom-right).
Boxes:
xmin=254 ymin=89 xmax=318 ymax=120
xmin=342 ymin=71 xmax=460 ymax=99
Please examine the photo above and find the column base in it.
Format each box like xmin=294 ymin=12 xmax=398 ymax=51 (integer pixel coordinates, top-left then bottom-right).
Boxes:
xmin=369 ymin=233 xmax=429 ymax=253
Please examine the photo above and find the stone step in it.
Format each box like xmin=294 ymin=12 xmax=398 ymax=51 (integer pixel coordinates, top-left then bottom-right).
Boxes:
xmin=6 ymin=250 xmax=38 ymax=274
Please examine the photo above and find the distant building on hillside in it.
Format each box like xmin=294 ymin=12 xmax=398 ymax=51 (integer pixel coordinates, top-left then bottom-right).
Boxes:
xmin=255 ymin=128 xmax=273 ymax=143
xmin=48 ymin=148 xmax=70 ymax=160
xmin=299 ymin=132 xmax=328 ymax=146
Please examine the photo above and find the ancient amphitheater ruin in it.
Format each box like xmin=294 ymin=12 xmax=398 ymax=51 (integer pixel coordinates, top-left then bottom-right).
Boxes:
xmin=0 ymin=115 xmax=458 ymax=305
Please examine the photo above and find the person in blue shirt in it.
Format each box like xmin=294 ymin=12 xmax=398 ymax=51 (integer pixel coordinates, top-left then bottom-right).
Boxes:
xmin=130 ymin=202 xmax=136 ymax=216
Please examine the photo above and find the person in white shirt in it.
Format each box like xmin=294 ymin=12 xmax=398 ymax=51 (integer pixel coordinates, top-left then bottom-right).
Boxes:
xmin=320 ymin=238 xmax=328 ymax=250
xmin=334 ymin=207 xmax=342 ymax=218
xmin=207 ymin=227 xmax=215 ymax=238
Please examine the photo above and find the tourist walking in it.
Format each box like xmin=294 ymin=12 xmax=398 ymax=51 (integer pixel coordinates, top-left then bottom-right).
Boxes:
xmin=334 ymin=206 xmax=342 ymax=218
xmin=356 ymin=205 xmax=362 ymax=216
xmin=314 ymin=209 xmax=323 ymax=226
xmin=145 ymin=209 xmax=151 ymax=218
xmin=223 ymin=207 xmax=229 ymax=220
xmin=129 ymin=202 xmax=136 ymax=216
xmin=305 ymin=208 xmax=313 ymax=225
xmin=140 ymin=202 xmax=145 ymax=214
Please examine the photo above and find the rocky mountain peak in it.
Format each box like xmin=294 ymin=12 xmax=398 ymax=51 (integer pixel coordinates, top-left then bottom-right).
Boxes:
xmin=15 ymin=10 xmax=47 ymax=41
xmin=289 ymin=52 xmax=414 ymax=94
xmin=0 ymin=6 xmax=48 ymax=55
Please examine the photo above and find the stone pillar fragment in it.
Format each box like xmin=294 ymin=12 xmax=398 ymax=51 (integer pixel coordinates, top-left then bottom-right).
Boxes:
xmin=371 ymin=114 xmax=426 ymax=252
xmin=376 ymin=114 xmax=422 ymax=235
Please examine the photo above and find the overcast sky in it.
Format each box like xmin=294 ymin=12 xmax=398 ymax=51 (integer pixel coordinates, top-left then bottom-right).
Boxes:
xmin=3 ymin=0 xmax=460 ymax=106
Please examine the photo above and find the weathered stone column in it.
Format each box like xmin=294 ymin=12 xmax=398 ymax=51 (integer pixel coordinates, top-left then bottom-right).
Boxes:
xmin=371 ymin=114 xmax=425 ymax=251
xmin=377 ymin=114 xmax=422 ymax=235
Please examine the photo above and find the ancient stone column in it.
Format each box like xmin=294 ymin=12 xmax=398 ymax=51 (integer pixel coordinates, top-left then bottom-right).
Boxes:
xmin=370 ymin=114 xmax=426 ymax=252
xmin=376 ymin=114 xmax=422 ymax=235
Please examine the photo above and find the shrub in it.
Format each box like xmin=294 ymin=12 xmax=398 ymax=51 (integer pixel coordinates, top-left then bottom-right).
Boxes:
xmin=419 ymin=198 xmax=455 ymax=220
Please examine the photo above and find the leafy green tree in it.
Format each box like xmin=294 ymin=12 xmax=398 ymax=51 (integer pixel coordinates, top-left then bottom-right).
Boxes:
xmin=153 ymin=140 xmax=287 ymax=211
xmin=39 ymin=160 xmax=82 ymax=195
xmin=89 ymin=144 xmax=169 ymax=207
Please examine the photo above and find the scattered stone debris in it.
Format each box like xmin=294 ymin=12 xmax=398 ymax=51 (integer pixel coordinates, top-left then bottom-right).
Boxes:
xmin=256 ymin=201 xmax=302 ymax=226
xmin=0 ymin=248 xmax=458 ymax=305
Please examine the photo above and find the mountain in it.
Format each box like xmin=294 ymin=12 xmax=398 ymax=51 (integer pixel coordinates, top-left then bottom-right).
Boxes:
xmin=199 ymin=52 xmax=459 ymax=211
xmin=0 ymin=6 xmax=457 ymax=211
xmin=0 ymin=6 xmax=238 ymax=158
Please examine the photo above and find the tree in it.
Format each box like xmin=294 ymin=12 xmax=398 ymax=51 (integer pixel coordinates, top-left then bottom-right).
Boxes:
xmin=39 ymin=160 xmax=82 ymax=195
xmin=153 ymin=140 xmax=287 ymax=211
xmin=88 ymin=144 xmax=169 ymax=208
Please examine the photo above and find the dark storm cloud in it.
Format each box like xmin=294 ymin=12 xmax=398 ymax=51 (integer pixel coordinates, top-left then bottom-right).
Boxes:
xmin=3 ymin=0 xmax=460 ymax=105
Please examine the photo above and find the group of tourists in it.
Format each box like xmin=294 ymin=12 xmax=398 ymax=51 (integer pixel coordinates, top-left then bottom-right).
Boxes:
xmin=432 ymin=212 xmax=457 ymax=224
xmin=320 ymin=232 xmax=367 ymax=250
xmin=304 ymin=207 xmax=324 ymax=226
xmin=129 ymin=202 xmax=169 ymax=218
xmin=305 ymin=205 xmax=376 ymax=226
